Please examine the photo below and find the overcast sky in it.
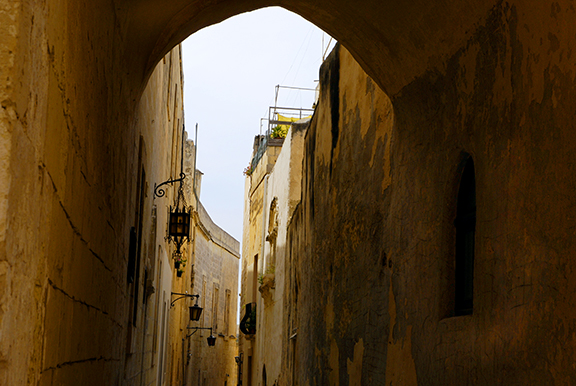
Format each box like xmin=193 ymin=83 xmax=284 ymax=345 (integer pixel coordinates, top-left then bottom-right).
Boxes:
xmin=181 ymin=7 xmax=335 ymax=243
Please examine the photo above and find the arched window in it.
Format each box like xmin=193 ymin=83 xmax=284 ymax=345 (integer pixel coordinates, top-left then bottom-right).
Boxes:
xmin=454 ymin=156 xmax=476 ymax=316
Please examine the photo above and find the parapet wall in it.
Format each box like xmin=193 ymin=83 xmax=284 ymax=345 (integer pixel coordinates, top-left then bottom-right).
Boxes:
xmin=197 ymin=201 xmax=240 ymax=258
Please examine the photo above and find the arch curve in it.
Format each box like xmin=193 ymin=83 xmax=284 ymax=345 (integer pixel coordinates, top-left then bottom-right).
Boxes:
xmin=124 ymin=0 xmax=497 ymax=100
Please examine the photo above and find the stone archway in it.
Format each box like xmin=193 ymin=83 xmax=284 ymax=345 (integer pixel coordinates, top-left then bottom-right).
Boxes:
xmin=123 ymin=0 xmax=497 ymax=102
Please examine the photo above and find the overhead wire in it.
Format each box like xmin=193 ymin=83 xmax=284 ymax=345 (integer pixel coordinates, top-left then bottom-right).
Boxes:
xmin=279 ymin=24 xmax=315 ymax=109
xmin=260 ymin=22 xmax=329 ymax=125
xmin=287 ymin=26 xmax=316 ymax=107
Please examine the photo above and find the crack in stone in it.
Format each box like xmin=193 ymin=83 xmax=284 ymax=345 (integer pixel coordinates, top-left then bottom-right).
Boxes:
xmin=42 ymin=356 xmax=120 ymax=372
xmin=57 ymin=201 xmax=113 ymax=274
xmin=47 ymin=278 xmax=108 ymax=316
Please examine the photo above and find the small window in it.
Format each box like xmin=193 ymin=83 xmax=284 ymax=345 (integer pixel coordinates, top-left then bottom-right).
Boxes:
xmin=454 ymin=156 xmax=476 ymax=316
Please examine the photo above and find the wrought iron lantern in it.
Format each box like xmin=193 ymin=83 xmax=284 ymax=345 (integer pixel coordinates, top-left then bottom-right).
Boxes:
xmin=171 ymin=293 xmax=203 ymax=322
xmin=167 ymin=185 xmax=192 ymax=255
xmin=169 ymin=205 xmax=190 ymax=239
xmin=187 ymin=326 xmax=217 ymax=347
xmin=153 ymin=124 xmax=193 ymax=257
xmin=189 ymin=298 xmax=203 ymax=321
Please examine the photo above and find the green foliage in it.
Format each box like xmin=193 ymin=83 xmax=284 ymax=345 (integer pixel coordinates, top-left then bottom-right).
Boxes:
xmin=270 ymin=125 xmax=288 ymax=139
xmin=174 ymin=255 xmax=187 ymax=267
xmin=243 ymin=163 xmax=254 ymax=176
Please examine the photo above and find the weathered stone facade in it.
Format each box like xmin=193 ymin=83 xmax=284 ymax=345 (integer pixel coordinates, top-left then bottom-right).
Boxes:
xmin=125 ymin=46 xmax=187 ymax=386
xmin=187 ymin=198 xmax=240 ymax=386
xmin=240 ymin=122 xmax=308 ymax=386
xmin=290 ymin=37 xmax=576 ymax=384
xmin=241 ymin=36 xmax=576 ymax=384
xmin=164 ymin=100 xmax=240 ymax=386
xmin=0 ymin=35 xmax=188 ymax=383
xmin=285 ymin=45 xmax=397 ymax=386
xmin=0 ymin=30 xmax=239 ymax=383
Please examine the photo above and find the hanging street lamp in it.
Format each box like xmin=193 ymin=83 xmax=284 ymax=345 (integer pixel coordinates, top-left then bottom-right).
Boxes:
xmin=154 ymin=124 xmax=193 ymax=261
xmin=167 ymin=184 xmax=192 ymax=256
xmin=171 ymin=293 xmax=203 ymax=322
xmin=189 ymin=295 xmax=203 ymax=321
xmin=206 ymin=333 xmax=216 ymax=346
xmin=187 ymin=326 xmax=217 ymax=347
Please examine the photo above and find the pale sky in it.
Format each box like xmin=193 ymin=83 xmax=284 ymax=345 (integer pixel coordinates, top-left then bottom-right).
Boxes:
xmin=182 ymin=7 xmax=335 ymax=243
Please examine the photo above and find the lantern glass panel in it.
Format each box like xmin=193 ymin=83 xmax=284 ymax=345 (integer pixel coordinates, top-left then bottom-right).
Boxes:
xmin=189 ymin=305 xmax=203 ymax=321
xmin=169 ymin=212 xmax=190 ymax=238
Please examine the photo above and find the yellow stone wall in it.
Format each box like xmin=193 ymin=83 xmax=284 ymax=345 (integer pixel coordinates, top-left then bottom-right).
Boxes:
xmin=283 ymin=44 xmax=395 ymax=386
xmin=0 ymin=1 xmax=148 ymax=382
xmin=160 ymin=98 xmax=240 ymax=386
xmin=129 ymin=44 xmax=188 ymax=386
xmin=289 ymin=14 xmax=576 ymax=382
xmin=0 ymin=7 xmax=188 ymax=378
xmin=240 ymin=124 xmax=308 ymax=386
xmin=186 ymin=199 xmax=240 ymax=385
xmin=241 ymin=140 xmax=284 ymax=314
xmin=0 ymin=2 xmax=243 ymax=381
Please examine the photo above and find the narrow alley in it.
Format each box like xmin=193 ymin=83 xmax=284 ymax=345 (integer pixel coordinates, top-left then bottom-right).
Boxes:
xmin=2 ymin=1 xmax=576 ymax=385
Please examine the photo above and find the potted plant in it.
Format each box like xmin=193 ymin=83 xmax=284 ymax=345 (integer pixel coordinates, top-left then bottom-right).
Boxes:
xmin=270 ymin=125 xmax=288 ymax=139
xmin=174 ymin=255 xmax=186 ymax=269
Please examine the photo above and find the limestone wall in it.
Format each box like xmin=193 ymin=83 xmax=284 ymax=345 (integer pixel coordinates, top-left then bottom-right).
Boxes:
xmin=131 ymin=45 xmax=189 ymax=386
xmin=187 ymin=200 xmax=240 ymax=386
xmin=0 ymin=3 xmax=186 ymax=378
xmin=288 ymin=44 xmax=394 ymax=386
xmin=240 ymin=122 xmax=308 ymax=386
xmin=290 ymin=12 xmax=576 ymax=382
xmin=241 ymin=139 xmax=285 ymax=316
